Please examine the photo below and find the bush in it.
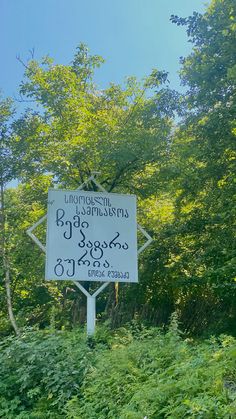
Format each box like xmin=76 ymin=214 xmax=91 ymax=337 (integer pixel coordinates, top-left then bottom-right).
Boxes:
xmin=0 ymin=324 xmax=235 ymax=418
xmin=66 ymin=325 xmax=236 ymax=418
xmin=0 ymin=328 xmax=94 ymax=418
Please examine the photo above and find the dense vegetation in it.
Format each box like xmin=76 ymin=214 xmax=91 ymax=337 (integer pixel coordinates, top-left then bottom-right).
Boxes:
xmin=0 ymin=322 xmax=236 ymax=418
xmin=0 ymin=0 xmax=236 ymax=416
xmin=0 ymin=0 xmax=235 ymax=337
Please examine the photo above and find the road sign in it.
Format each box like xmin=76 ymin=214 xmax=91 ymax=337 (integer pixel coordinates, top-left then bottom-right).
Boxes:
xmin=45 ymin=189 xmax=138 ymax=283
xmin=27 ymin=174 xmax=152 ymax=335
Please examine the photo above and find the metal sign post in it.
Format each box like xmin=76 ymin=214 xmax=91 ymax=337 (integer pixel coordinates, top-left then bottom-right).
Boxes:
xmin=27 ymin=174 xmax=152 ymax=336
xmin=74 ymin=281 xmax=109 ymax=335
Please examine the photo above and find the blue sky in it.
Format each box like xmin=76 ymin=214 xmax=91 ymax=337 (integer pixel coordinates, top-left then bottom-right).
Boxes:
xmin=1 ymin=0 xmax=208 ymax=106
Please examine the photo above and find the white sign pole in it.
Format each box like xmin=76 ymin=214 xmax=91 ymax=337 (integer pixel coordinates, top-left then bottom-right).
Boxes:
xmin=27 ymin=174 xmax=153 ymax=337
xmin=73 ymin=281 xmax=109 ymax=335
xmin=87 ymin=296 xmax=95 ymax=336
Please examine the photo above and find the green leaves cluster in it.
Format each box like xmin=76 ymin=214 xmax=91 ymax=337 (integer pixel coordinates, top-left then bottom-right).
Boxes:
xmin=0 ymin=325 xmax=235 ymax=418
xmin=12 ymin=43 xmax=173 ymax=192
xmin=0 ymin=328 xmax=94 ymax=418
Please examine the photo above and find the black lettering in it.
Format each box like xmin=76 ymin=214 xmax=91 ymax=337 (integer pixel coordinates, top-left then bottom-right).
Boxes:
xmin=92 ymin=207 xmax=99 ymax=216
xmin=65 ymin=259 xmax=75 ymax=277
xmin=54 ymin=258 xmax=64 ymax=276
xmin=90 ymin=241 xmax=103 ymax=260
xmin=56 ymin=208 xmax=65 ymax=226
xmin=81 ymin=221 xmax=89 ymax=229
xmin=93 ymin=261 xmax=100 ymax=267
xmin=109 ymin=232 xmax=121 ymax=249
xmin=78 ymin=250 xmax=90 ymax=266
xmin=125 ymin=210 xmax=129 ymax=218
xmin=94 ymin=197 xmax=102 ymax=206
xmin=117 ymin=208 xmax=124 ymax=218
xmin=103 ymin=260 xmax=110 ymax=268
xmin=73 ymin=215 xmax=80 ymax=228
xmin=78 ymin=229 xmax=86 ymax=247
xmin=79 ymin=196 xmax=86 ymax=205
xmin=104 ymin=197 xmax=111 ymax=207
xmin=63 ymin=220 xmax=72 ymax=239
xmin=74 ymin=195 xmax=79 ymax=204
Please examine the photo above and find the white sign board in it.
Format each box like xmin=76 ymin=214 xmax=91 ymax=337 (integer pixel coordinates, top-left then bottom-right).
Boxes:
xmin=45 ymin=189 xmax=138 ymax=283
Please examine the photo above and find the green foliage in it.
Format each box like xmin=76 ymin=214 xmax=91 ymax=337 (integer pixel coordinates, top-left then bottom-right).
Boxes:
xmin=0 ymin=96 xmax=15 ymax=184
xmin=163 ymin=0 xmax=236 ymax=335
xmin=1 ymin=42 xmax=176 ymax=332
xmin=0 ymin=325 xmax=235 ymax=418
xmin=0 ymin=328 xmax=95 ymax=418
xmin=13 ymin=43 xmax=173 ymax=193
xmin=1 ymin=0 xmax=236 ymax=338
xmin=67 ymin=326 xmax=236 ymax=418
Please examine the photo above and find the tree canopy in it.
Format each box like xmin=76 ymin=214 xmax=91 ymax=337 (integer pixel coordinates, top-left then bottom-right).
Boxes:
xmin=0 ymin=0 xmax=235 ymax=337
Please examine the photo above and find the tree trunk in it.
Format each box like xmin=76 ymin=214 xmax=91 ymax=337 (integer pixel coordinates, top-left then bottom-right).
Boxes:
xmin=105 ymin=282 xmax=119 ymax=316
xmin=0 ymin=180 xmax=20 ymax=335
xmin=4 ymin=265 xmax=19 ymax=335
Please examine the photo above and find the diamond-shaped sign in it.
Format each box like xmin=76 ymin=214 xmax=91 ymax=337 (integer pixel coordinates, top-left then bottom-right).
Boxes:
xmin=27 ymin=174 xmax=153 ymax=336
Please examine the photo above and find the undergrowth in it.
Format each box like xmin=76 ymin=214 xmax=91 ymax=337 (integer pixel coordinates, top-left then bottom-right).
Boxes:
xmin=0 ymin=320 xmax=235 ymax=418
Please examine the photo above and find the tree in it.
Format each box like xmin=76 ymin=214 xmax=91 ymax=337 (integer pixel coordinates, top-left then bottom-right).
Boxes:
xmin=0 ymin=97 xmax=19 ymax=335
xmin=13 ymin=45 xmax=174 ymax=194
xmin=3 ymin=0 xmax=235 ymax=335
xmin=165 ymin=0 xmax=236 ymax=333
xmin=7 ymin=44 xmax=178 ymax=326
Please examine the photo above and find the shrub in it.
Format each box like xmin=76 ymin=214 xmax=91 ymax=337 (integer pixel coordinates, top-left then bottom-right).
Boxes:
xmin=0 ymin=324 xmax=235 ymax=418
